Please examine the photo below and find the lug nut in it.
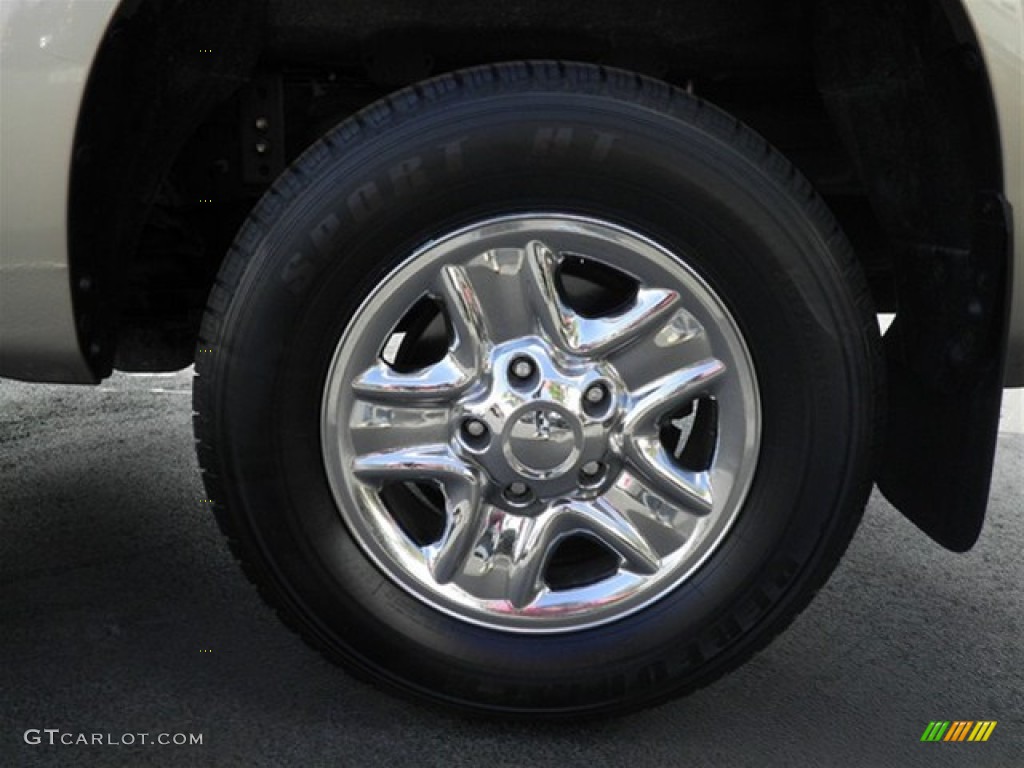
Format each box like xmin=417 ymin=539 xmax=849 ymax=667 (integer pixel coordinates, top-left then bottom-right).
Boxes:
xmin=463 ymin=419 xmax=487 ymax=438
xmin=509 ymin=357 xmax=535 ymax=381
xmin=580 ymin=461 xmax=606 ymax=487
xmin=505 ymin=482 xmax=532 ymax=503
xmin=584 ymin=383 xmax=608 ymax=404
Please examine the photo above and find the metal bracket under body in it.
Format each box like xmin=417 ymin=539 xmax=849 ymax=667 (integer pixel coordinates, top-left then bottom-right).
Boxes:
xmin=239 ymin=75 xmax=286 ymax=187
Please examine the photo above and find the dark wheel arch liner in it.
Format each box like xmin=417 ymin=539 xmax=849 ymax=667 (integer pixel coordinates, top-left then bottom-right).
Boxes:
xmin=814 ymin=0 xmax=1010 ymax=551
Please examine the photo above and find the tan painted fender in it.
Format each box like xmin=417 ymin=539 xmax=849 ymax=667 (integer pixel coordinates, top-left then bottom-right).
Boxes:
xmin=965 ymin=0 xmax=1024 ymax=384
xmin=0 ymin=0 xmax=120 ymax=383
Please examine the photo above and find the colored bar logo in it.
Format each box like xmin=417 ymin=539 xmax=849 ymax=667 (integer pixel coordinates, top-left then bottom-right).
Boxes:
xmin=920 ymin=721 xmax=997 ymax=742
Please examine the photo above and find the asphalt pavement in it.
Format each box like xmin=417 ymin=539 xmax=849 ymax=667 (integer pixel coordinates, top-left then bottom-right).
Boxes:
xmin=1 ymin=369 xmax=1021 ymax=767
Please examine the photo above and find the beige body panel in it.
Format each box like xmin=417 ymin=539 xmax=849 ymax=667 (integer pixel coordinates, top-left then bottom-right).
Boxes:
xmin=0 ymin=0 xmax=119 ymax=383
xmin=965 ymin=0 xmax=1024 ymax=384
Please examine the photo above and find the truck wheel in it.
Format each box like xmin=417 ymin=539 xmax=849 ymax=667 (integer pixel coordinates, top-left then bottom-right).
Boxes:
xmin=193 ymin=62 xmax=881 ymax=716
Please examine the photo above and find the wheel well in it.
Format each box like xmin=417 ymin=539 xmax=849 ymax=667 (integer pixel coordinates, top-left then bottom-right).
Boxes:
xmin=68 ymin=0 xmax=1002 ymax=374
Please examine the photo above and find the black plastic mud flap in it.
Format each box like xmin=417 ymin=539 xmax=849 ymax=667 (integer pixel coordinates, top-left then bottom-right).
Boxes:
xmin=877 ymin=192 xmax=1012 ymax=552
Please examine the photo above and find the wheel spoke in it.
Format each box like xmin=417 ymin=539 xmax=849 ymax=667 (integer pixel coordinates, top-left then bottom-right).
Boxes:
xmin=353 ymin=446 xmax=484 ymax=583
xmin=602 ymin=470 xmax=702 ymax=552
xmin=503 ymin=512 xmax=559 ymax=609
xmin=560 ymin=500 xmax=661 ymax=574
xmin=523 ymin=240 xmax=680 ymax=357
xmin=456 ymin=500 xmax=663 ymax=608
xmin=623 ymin=357 xmax=726 ymax=435
xmin=448 ymin=248 xmax=540 ymax=342
xmin=619 ymin=437 xmax=715 ymax=516
xmin=609 ymin=307 xmax=711 ymax=392
xmin=524 ymin=240 xmax=573 ymax=347
xmin=454 ymin=508 xmax=567 ymax=609
xmin=352 ymin=355 xmax=474 ymax=404
xmin=352 ymin=264 xmax=491 ymax=405
xmin=352 ymin=444 xmax=475 ymax=485
xmin=435 ymin=264 xmax=489 ymax=370
xmin=568 ymin=288 xmax=680 ymax=357
xmin=424 ymin=475 xmax=486 ymax=584
xmin=347 ymin=402 xmax=450 ymax=457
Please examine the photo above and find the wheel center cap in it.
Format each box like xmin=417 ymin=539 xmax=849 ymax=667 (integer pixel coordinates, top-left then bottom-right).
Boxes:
xmin=505 ymin=406 xmax=580 ymax=478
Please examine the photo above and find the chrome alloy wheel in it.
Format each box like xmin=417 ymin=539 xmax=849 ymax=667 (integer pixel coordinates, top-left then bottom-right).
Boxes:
xmin=321 ymin=214 xmax=761 ymax=632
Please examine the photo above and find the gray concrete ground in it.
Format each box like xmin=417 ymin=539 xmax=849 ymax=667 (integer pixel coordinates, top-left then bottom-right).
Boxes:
xmin=1 ymin=369 xmax=1021 ymax=767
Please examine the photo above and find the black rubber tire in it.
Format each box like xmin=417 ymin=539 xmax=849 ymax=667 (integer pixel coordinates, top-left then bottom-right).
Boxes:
xmin=193 ymin=62 xmax=882 ymax=717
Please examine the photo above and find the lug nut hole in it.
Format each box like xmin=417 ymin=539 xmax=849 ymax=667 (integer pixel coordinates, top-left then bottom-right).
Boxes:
xmin=582 ymin=382 xmax=612 ymax=417
xmin=460 ymin=418 xmax=490 ymax=450
xmin=508 ymin=356 xmax=537 ymax=387
xmin=504 ymin=482 xmax=534 ymax=506
xmin=579 ymin=461 xmax=606 ymax=488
